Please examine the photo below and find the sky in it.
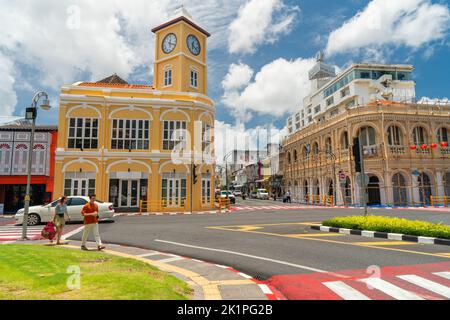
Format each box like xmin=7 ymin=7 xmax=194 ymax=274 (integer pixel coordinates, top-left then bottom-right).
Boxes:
xmin=0 ymin=0 xmax=449 ymax=161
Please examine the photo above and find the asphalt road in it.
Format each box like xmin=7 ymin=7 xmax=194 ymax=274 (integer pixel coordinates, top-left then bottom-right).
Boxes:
xmin=69 ymin=199 xmax=450 ymax=280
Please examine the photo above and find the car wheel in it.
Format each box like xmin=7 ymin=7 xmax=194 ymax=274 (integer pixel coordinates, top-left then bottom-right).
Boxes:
xmin=27 ymin=213 xmax=41 ymax=226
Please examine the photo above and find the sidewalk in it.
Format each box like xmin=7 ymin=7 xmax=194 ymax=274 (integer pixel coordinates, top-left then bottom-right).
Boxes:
xmin=3 ymin=239 xmax=279 ymax=300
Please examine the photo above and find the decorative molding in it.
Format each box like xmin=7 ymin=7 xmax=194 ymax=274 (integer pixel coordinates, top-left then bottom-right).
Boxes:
xmin=62 ymin=158 xmax=99 ymax=173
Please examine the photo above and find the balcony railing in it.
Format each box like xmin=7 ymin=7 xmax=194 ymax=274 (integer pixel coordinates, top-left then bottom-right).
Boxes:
xmin=388 ymin=145 xmax=406 ymax=155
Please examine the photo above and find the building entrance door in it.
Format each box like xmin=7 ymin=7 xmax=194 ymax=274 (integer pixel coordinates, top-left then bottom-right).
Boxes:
xmin=367 ymin=176 xmax=381 ymax=205
xmin=119 ymin=180 xmax=140 ymax=208
xmin=162 ymin=177 xmax=186 ymax=208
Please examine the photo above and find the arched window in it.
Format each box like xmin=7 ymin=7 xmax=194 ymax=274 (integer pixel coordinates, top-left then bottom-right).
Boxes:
xmin=418 ymin=172 xmax=432 ymax=205
xmin=358 ymin=126 xmax=376 ymax=146
xmin=313 ymin=142 xmax=319 ymax=155
xmin=325 ymin=137 xmax=332 ymax=154
xmin=303 ymin=145 xmax=309 ymax=159
xmin=287 ymin=152 xmax=291 ymax=164
xmin=443 ymin=172 xmax=450 ymax=197
xmin=392 ymin=173 xmax=408 ymax=206
xmin=294 ymin=149 xmax=298 ymax=162
xmin=437 ymin=127 xmax=448 ymax=143
xmin=341 ymin=131 xmax=349 ymax=149
xmin=413 ymin=126 xmax=428 ymax=145
xmin=387 ymin=126 xmax=403 ymax=146
xmin=344 ymin=177 xmax=352 ymax=205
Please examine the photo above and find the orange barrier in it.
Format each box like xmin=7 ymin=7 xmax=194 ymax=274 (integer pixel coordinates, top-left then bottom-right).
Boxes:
xmin=140 ymin=198 xmax=187 ymax=213
xmin=430 ymin=196 xmax=450 ymax=207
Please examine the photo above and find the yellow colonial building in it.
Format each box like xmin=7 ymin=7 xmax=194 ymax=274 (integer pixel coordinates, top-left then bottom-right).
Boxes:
xmin=54 ymin=9 xmax=215 ymax=212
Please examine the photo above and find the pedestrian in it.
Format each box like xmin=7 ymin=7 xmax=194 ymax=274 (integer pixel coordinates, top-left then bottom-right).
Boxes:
xmin=81 ymin=194 xmax=106 ymax=251
xmin=273 ymin=192 xmax=277 ymax=201
xmin=287 ymin=190 xmax=292 ymax=203
xmin=53 ymin=196 xmax=70 ymax=245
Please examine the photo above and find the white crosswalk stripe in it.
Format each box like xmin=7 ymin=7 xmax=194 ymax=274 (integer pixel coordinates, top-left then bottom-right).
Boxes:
xmin=397 ymin=275 xmax=450 ymax=298
xmin=323 ymin=281 xmax=371 ymax=300
xmin=0 ymin=225 xmax=42 ymax=241
xmin=433 ymin=272 xmax=450 ymax=280
xmin=359 ymin=278 xmax=425 ymax=300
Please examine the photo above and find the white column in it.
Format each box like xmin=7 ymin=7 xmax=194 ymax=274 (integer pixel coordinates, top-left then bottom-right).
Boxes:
xmin=412 ymin=175 xmax=421 ymax=205
xmin=384 ymin=172 xmax=393 ymax=206
xmin=436 ymin=171 xmax=445 ymax=196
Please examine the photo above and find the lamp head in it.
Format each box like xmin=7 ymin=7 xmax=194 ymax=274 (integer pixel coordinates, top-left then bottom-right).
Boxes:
xmin=40 ymin=99 xmax=51 ymax=111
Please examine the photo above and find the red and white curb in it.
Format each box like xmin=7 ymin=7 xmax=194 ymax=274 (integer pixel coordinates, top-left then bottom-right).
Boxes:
xmin=101 ymin=242 xmax=282 ymax=300
xmin=212 ymin=264 xmax=282 ymax=300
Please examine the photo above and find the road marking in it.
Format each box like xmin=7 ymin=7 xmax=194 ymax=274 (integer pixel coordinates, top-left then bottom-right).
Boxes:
xmin=352 ymin=241 xmax=413 ymax=246
xmin=436 ymin=253 xmax=450 ymax=257
xmin=323 ymin=281 xmax=371 ymax=300
xmin=62 ymin=226 xmax=85 ymax=240
xmin=154 ymin=239 xmax=328 ymax=273
xmin=208 ymin=224 xmax=450 ymax=259
xmin=397 ymin=275 xmax=450 ymax=298
xmin=433 ymin=271 xmax=450 ymax=280
xmin=258 ymin=284 xmax=273 ymax=294
xmin=137 ymin=252 xmax=161 ymax=257
xmin=359 ymin=278 xmax=424 ymax=300
xmin=158 ymin=256 xmax=185 ymax=263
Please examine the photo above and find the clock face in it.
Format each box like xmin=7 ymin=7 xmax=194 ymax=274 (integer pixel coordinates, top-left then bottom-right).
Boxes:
xmin=187 ymin=34 xmax=201 ymax=56
xmin=162 ymin=33 xmax=177 ymax=54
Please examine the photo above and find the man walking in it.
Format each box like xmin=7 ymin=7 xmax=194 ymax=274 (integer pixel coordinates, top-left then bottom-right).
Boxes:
xmin=81 ymin=194 xmax=106 ymax=251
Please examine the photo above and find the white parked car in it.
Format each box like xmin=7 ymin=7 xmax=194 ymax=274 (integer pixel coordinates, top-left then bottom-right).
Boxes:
xmin=15 ymin=196 xmax=115 ymax=226
xmin=256 ymin=189 xmax=270 ymax=200
xmin=219 ymin=191 xmax=236 ymax=204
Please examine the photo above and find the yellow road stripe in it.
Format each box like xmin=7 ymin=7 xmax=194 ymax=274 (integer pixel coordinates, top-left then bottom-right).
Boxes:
xmin=207 ymin=225 xmax=450 ymax=259
xmin=436 ymin=253 xmax=450 ymax=257
xmin=353 ymin=241 xmax=414 ymax=246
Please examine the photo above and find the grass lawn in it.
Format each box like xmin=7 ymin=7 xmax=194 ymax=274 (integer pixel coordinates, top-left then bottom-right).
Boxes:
xmin=0 ymin=245 xmax=190 ymax=300
xmin=323 ymin=215 xmax=450 ymax=239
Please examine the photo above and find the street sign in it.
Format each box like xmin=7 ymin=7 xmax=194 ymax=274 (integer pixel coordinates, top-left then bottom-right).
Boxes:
xmin=356 ymin=173 xmax=370 ymax=186
xmin=339 ymin=172 xmax=346 ymax=182
xmin=412 ymin=170 xmax=420 ymax=177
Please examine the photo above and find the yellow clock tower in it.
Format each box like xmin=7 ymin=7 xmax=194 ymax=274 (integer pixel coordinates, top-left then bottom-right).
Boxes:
xmin=152 ymin=8 xmax=210 ymax=95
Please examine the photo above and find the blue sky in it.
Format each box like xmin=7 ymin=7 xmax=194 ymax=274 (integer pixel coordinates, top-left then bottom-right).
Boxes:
xmin=1 ymin=0 xmax=449 ymax=140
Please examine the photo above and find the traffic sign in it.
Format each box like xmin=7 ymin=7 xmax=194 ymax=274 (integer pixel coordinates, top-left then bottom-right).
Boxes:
xmin=356 ymin=173 xmax=370 ymax=186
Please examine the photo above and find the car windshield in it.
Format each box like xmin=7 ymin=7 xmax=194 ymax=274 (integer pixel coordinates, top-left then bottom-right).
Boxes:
xmin=259 ymin=190 xmax=268 ymax=193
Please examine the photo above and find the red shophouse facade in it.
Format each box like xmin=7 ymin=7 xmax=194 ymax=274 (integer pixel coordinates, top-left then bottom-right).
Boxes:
xmin=0 ymin=125 xmax=57 ymax=214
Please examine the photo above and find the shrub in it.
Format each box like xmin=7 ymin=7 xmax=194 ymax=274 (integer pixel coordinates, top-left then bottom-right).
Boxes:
xmin=322 ymin=216 xmax=450 ymax=239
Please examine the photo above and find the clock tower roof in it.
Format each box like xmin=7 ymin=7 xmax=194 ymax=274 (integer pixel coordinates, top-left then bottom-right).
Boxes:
xmin=151 ymin=7 xmax=210 ymax=37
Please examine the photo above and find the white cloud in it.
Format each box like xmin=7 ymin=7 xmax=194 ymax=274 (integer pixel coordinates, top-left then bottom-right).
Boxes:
xmin=228 ymin=0 xmax=299 ymax=54
xmin=0 ymin=53 xmax=18 ymax=116
xmin=214 ymin=120 xmax=285 ymax=164
xmin=0 ymin=0 xmax=243 ymax=116
xmin=221 ymin=57 xmax=316 ymax=121
xmin=222 ymin=62 xmax=254 ymax=91
xmin=326 ymin=0 xmax=450 ymax=56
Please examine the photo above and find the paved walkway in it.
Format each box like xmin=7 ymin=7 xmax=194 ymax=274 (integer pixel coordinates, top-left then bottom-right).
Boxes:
xmin=2 ymin=239 xmax=278 ymax=300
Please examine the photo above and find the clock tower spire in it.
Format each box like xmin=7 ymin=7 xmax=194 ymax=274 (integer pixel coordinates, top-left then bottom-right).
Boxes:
xmin=152 ymin=7 xmax=210 ymax=95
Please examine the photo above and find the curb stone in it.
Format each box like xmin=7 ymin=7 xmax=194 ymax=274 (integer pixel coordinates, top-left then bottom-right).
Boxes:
xmin=311 ymin=225 xmax=450 ymax=246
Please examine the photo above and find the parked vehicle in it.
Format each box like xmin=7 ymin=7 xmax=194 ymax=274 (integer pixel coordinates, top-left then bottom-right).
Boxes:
xmin=15 ymin=196 xmax=115 ymax=226
xmin=219 ymin=191 xmax=236 ymax=204
xmin=250 ymin=191 xmax=258 ymax=199
xmin=256 ymin=189 xmax=270 ymax=200
xmin=233 ymin=190 xmax=242 ymax=197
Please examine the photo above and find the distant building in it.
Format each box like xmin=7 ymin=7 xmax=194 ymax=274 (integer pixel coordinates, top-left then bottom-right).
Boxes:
xmin=0 ymin=124 xmax=57 ymax=214
xmin=283 ymin=55 xmax=450 ymax=206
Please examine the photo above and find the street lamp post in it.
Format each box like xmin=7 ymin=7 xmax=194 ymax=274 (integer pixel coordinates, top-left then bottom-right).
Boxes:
xmin=223 ymin=151 xmax=233 ymax=196
xmin=21 ymin=92 xmax=51 ymax=240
